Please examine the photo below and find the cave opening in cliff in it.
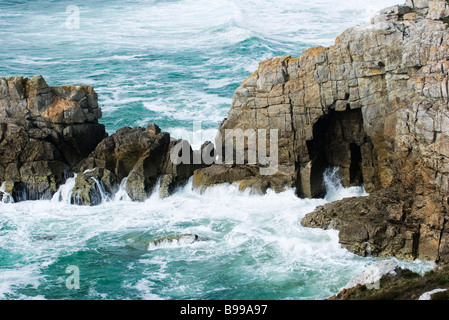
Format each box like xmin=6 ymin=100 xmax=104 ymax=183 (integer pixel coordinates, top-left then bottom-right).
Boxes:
xmin=303 ymin=112 xmax=331 ymax=199
xmin=350 ymin=142 xmax=363 ymax=186
xmin=300 ymin=107 xmax=366 ymax=199
xmin=306 ymin=114 xmax=330 ymax=199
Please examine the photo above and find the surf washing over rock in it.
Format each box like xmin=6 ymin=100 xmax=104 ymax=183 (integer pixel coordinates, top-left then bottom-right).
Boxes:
xmin=0 ymin=0 xmax=448 ymax=300
xmin=195 ymin=0 xmax=449 ymax=264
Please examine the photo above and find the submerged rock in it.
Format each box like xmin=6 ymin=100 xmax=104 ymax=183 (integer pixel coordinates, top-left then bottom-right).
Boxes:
xmin=150 ymin=234 xmax=208 ymax=248
xmin=33 ymin=235 xmax=56 ymax=241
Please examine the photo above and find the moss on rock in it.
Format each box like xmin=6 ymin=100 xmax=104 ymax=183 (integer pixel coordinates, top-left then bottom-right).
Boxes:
xmin=330 ymin=267 xmax=449 ymax=300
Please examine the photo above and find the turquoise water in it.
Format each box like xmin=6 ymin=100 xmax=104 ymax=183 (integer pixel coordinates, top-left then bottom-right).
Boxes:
xmin=0 ymin=0 xmax=435 ymax=300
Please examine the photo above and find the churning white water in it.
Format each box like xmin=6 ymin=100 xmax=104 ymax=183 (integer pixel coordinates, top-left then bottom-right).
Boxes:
xmin=0 ymin=170 xmax=435 ymax=300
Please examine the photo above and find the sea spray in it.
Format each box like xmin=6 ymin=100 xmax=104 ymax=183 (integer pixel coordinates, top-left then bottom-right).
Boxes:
xmin=114 ymin=178 xmax=132 ymax=202
xmin=51 ymin=175 xmax=77 ymax=204
xmin=323 ymin=167 xmax=368 ymax=203
xmin=89 ymin=177 xmax=111 ymax=204
xmin=0 ymin=183 xmax=14 ymax=204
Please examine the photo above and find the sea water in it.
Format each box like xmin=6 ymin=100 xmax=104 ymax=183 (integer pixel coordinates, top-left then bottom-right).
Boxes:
xmin=0 ymin=0 xmax=435 ymax=300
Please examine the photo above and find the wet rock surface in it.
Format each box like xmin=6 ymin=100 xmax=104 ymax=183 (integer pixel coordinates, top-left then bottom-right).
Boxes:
xmin=73 ymin=124 xmax=210 ymax=205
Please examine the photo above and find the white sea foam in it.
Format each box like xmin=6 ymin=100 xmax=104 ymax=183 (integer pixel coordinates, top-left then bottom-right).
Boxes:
xmin=51 ymin=174 xmax=77 ymax=204
xmin=231 ymin=0 xmax=404 ymax=47
xmin=114 ymin=178 xmax=132 ymax=202
xmin=323 ymin=167 xmax=369 ymax=203
xmin=0 ymin=265 xmax=45 ymax=300
xmin=122 ymin=279 xmax=165 ymax=300
xmin=0 ymin=182 xmax=14 ymax=204
xmin=142 ymin=91 xmax=231 ymax=122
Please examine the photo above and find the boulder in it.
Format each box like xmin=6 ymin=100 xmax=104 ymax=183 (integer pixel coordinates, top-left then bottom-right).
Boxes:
xmin=418 ymin=288 xmax=448 ymax=300
xmin=301 ymin=188 xmax=423 ymax=260
xmin=76 ymin=124 xmax=211 ymax=203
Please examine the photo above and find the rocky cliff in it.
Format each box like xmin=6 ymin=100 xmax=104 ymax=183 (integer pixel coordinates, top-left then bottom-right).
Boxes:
xmin=0 ymin=76 xmax=106 ymax=200
xmin=193 ymin=0 xmax=449 ymax=262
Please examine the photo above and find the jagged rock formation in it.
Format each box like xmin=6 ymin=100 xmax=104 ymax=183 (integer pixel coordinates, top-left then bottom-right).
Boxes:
xmin=0 ymin=76 xmax=106 ymax=200
xmin=193 ymin=0 xmax=449 ymax=262
xmin=0 ymin=76 xmax=209 ymax=204
xmin=73 ymin=123 xmax=210 ymax=205
xmin=301 ymin=0 xmax=449 ymax=263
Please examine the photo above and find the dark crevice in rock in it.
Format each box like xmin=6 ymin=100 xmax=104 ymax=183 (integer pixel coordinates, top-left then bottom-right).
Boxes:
xmin=302 ymin=108 xmax=367 ymax=198
xmin=350 ymin=142 xmax=364 ymax=186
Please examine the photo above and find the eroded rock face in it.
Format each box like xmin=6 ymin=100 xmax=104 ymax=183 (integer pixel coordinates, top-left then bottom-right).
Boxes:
xmin=74 ymin=123 xmax=210 ymax=204
xmin=302 ymin=1 xmax=449 ymax=262
xmin=0 ymin=76 xmax=211 ymax=204
xmin=301 ymin=188 xmax=423 ymax=260
xmin=0 ymin=76 xmax=106 ymax=200
xmin=194 ymin=0 xmax=449 ymax=262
